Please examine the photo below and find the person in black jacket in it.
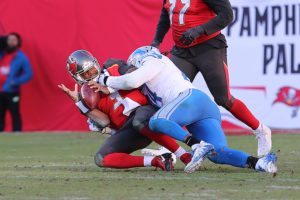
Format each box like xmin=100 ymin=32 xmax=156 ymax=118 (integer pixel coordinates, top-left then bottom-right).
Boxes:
xmin=150 ymin=0 xmax=271 ymax=157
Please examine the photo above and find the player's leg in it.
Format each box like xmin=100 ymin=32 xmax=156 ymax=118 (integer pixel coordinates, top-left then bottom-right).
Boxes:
xmin=192 ymin=46 xmax=271 ymax=157
xmin=149 ymin=89 xmax=216 ymax=172
xmin=187 ymin=118 xmax=277 ymax=173
xmin=170 ymin=55 xmax=198 ymax=81
xmin=6 ymin=92 xmax=22 ymax=132
xmin=95 ymin=126 xmax=150 ymax=168
xmin=95 ymin=118 xmax=172 ymax=170
xmin=132 ymin=105 xmax=191 ymax=165
xmin=0 ymin=92 xmax=8 ymax=131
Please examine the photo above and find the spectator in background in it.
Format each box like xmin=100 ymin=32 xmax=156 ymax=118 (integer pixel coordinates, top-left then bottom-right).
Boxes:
xmin=0 ymin=33 xmax=32 ymax=132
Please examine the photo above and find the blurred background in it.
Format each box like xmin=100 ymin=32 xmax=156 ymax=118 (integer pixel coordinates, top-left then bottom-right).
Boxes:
xmin=0 ymin=0 xmax=299 ymax=132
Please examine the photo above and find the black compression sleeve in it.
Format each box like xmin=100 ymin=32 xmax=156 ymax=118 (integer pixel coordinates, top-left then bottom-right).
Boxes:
xmin=153 ymin=0 xmax=171 ymax=43
xmin=202 ymin=0 xmax=233 ymax=35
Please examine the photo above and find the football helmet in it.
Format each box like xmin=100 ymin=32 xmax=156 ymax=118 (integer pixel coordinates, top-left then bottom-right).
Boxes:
xmin=127 ymin=46 xmax=161 ymax=68
xmin=67 ymin=50 xmax=101 ymax=85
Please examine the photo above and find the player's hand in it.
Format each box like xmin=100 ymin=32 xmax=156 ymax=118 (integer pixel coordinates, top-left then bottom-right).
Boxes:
xmin=180 ymin=26 xmax=205 ymax=46
xmin=88 ymin=81 xmax=110 ymax=94
xmin=58 ymin=83 xmax=80 ymax=102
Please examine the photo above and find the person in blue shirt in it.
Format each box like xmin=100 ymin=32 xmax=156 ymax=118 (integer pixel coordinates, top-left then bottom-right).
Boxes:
xmin=0 ymin=33 xmax=33 ymax=132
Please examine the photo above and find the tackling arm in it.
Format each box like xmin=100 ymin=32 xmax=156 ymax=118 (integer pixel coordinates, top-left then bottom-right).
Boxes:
xmin=105 ymin=59 xmax=162 ymax=90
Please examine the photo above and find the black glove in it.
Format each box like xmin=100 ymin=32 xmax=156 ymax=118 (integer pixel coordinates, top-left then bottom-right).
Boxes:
xmin=150 ymin=40 xmax=161 ymax=48
xmin=179 ymin=26 xmax=205 ymax=46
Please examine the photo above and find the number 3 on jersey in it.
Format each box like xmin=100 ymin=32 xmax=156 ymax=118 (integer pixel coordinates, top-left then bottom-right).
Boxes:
xmin=169 ymin=0 xmax=191 ymax=25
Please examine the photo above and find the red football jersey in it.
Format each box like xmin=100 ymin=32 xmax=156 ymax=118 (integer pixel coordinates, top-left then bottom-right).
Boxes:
xmin=96 ymin=64 xmax=148 ymax=129
xmin=164 ymin=0 xmax=221 ymax=48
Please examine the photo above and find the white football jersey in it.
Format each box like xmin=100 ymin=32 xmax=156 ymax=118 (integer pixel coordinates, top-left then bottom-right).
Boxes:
xmin=140 ymin=55 xmax=194 ymax=107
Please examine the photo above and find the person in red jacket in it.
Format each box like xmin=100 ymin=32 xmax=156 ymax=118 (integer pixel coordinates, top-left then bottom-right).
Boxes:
xmin=58 ymin=50 xmax=191 ymax=171
xmin=150 ymin=0 xmax=271 ymax=157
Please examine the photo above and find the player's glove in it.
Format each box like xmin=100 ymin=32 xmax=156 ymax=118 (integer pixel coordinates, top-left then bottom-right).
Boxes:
xmin=179 ymin=26 xmax=205 ymax=46
xmin=150 ymin=40 xmax=161 ymax=48
xmin=99 ymin=73 xmax=109 ymax=86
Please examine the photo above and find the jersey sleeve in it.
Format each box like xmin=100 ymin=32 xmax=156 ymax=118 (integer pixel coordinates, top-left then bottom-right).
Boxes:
xmin=153 ymin=0 xmax=170 ymax=43
xmin=202 ymin=0 xmax=233 ymax=35
xmin=106 ymin=58 xmax=163 ymax=90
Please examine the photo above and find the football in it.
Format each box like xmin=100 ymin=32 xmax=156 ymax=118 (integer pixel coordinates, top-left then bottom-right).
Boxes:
xmin=80 ymin=82 xmax=101 ymax=109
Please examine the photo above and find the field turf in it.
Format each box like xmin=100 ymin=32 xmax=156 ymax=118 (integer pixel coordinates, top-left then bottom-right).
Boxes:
xmin=0 ymin=133 xmax=299 ymax=200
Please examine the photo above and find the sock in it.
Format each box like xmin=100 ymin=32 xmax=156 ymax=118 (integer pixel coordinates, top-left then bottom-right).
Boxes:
xmin=144 ymin=156 xmax=155 ymax=167
xmin=246 ymin=156 xmax=259 ymax=169
xmin=180 ymin=153 xmax=192 ymax=165
xmin=229 ymin=99 xmax=260 ymax=130
xmin=254 ymin=123 xmax=262 ymax=132
xmin=102 ymin=153 xmax=144 ymax=168
xmin=184 ymin=134 xmax=200 ymax=147
xmin=173 ymin=146 xmax=191 ymax=165
xmin=140 ymin=126 xmax=180 ymax=153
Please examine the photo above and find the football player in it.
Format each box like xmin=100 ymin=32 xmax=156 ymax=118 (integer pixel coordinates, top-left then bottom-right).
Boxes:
xmin=96 ymin=46 xmax=277 ymax=174
xmin=58 ymin=50 xmax=191 ymax=171
xmin=150 ymin=0 xmax=271 ymax=157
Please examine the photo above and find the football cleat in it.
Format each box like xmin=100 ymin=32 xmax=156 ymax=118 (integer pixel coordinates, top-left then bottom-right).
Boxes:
xmin=184 ymin=141 xmax=215 ymax=173
xmin=254 ymin=123 xmax=272 ymax=157
xmin=152 ymin=153 xmax=174 ymax=172
xmin=141 ymin=146 xmax=177 ymax=164
xmin=255 ymin=152 xmax=278 ymax=173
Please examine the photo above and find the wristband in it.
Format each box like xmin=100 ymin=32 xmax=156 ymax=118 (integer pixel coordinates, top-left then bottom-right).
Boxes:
xmin=75 ymin=100 xmax=90 ymax=114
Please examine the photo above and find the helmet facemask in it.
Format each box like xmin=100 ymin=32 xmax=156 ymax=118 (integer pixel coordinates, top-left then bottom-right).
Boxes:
xmin=67 ymin=50 xmax=101 ymax=85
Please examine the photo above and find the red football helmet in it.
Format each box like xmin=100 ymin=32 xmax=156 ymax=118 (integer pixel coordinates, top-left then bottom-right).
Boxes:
xmin=66 ymin=50 xmax=101 ymax=85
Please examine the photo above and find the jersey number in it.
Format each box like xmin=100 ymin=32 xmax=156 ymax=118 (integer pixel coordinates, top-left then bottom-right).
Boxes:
xmin=169 ymin=0 xmax=191 ymax=25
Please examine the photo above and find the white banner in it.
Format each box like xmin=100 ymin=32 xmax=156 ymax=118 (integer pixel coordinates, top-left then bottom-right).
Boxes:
xmin=194 ymin=0 xmax=300 ymax=129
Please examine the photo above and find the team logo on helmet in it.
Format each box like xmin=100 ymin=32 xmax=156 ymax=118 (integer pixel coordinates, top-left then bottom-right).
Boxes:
xmin=273 ymin=86 xmax=300 ymax=118
xmin=127 ymin=46 xmax=162 ymax=68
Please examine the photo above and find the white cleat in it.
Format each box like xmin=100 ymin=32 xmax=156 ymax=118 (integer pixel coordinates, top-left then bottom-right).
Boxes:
xmin=254 ymin=123 xmax=272 ymax=157
xmin=255 ymin=152 xmax=278 ymax=173
xmin=184 ymin=141 xmax=215 ymax=173
xmin=141 ymin=146 xmax=177 ymax=164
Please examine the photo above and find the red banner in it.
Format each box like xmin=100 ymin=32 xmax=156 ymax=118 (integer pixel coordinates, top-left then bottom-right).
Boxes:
xmin=0 ymin=0 xmax=176 ymax=131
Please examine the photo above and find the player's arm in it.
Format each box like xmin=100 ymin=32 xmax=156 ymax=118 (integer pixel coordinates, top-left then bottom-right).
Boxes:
xmin=151 ymin=0 xmax=170 ymax=47
xmin=180 ymin=0 xmax=233 ymax=45
xmin=202 ymin=0 xmax=233 ymax=35
xmin=86 ymin=109 xmax=110 ymax=128
xmin=103 ymin=59 xmax=162 ymax=90
xmin=58 ymin=83 xmax=110 ymax=127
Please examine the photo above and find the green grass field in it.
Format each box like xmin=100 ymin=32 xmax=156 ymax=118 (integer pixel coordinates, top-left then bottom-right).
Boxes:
xmin=0 ymin=133 xmax=299 ymax=200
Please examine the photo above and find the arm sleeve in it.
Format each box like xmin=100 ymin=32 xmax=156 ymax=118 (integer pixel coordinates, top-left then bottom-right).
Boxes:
xmin=106 ymin=59 xmax=163 ymax=90
xmin=13 ymin=55 xmax=33 ymax=86
xmin=201 ymin=0 xmax=233 ymax=35
xmin=153 ymin=0 xmax=170 ymax=43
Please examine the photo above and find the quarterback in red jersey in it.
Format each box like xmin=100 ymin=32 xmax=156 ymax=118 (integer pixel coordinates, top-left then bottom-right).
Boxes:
xmin=58 ymin=50 xmax=191 ymax=171
xmin=151 ymin=0 xmax=271 ymax=157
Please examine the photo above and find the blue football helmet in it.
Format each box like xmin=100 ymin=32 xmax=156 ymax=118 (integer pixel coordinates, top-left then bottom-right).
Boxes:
xmin=127 ymin=46 xmax=162 ymax=68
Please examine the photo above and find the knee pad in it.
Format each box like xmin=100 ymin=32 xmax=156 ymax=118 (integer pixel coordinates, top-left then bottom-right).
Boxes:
xmin=214 ymin=96 xmax=235 ymax=110
xmin=94 ymin=153 xmax=104 ymax=167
